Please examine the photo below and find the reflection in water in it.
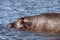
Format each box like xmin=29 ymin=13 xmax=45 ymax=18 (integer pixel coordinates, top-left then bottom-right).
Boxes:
xmin=0 ymin=26 xmax=60 ymax=40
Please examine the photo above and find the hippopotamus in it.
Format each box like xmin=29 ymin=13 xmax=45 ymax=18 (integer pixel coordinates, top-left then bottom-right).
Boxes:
xmin=7 ymin=12 xmax=60 ymax=33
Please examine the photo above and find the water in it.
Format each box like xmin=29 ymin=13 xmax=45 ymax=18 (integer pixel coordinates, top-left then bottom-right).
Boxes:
xmin=0 ymin=27 xmax=60 ymax=40
xmin=0 ymin=0 xmax=60 ymax=40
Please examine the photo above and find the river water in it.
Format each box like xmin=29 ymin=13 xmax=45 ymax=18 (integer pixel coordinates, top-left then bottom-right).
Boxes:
xmin=0 ymin=0 xmax=60 ymax=40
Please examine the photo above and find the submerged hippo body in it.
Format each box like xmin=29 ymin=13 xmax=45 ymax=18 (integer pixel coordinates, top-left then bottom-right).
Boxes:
xmin=8 ymin=12 xmax=60 ymax=33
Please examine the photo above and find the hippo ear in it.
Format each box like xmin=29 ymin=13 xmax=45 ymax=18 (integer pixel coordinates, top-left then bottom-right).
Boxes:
xmin=21 ymin=17 xmax=24 ymax=23
xmin=21 ymin=17 xmax=24 ymax=20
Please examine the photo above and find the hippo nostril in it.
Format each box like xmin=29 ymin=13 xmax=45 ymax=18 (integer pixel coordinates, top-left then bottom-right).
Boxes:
xmin=7 ymin=23 xmax=14 ymax=28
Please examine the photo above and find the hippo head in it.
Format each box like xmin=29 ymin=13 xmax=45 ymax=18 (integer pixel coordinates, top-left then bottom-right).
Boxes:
xmin=8 ymin=17 xmax=31 ymax=30
xmin=7 ymin=17 xmax=25 ymax=29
